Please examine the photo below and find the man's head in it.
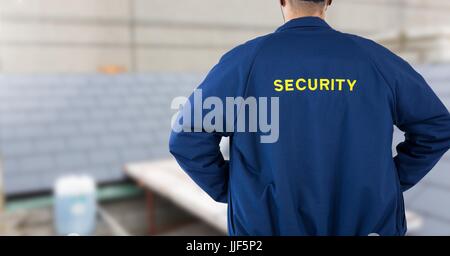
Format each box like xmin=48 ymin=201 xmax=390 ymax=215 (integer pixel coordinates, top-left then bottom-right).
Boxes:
xmin=279 ymin=0 xmax=332 ymax=22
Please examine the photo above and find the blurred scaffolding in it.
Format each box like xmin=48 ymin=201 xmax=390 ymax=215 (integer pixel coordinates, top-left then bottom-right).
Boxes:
xmin=0 ymin=0 xmax=449 ymax=235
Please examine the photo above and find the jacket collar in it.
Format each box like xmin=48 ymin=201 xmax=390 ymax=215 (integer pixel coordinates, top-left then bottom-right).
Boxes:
xmin=276 ymin=16 xmax=332 ymax=32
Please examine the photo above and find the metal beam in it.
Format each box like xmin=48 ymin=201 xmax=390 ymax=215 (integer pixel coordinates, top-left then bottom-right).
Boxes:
xmin=0 ymin=156 xmax=5 ymax=233
xmin=0 ymin=156 xmax=4 ymax=213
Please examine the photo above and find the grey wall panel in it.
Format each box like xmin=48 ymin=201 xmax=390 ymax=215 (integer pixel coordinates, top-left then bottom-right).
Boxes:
xmin=0 ymin=72 xmax=203 ymax=194
xmin=2 ymin=0 xmax=450 ymax=73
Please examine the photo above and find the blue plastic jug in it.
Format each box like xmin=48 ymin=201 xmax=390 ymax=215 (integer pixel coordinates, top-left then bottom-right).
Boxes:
xmin=54 ymin=175 xmax=97 ymax=236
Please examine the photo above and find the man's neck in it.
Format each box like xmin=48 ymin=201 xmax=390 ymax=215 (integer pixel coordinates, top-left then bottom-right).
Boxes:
xmin=284 ymin=14 xmax=324 ymax=23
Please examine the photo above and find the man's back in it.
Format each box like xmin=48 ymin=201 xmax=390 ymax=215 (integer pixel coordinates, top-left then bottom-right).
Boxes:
xmin=169 ymin=17 xmax=450 ymax=236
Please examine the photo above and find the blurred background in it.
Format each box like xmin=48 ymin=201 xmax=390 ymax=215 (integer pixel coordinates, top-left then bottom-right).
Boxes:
xmin=0 ymin=0 xmax=449 ymax=236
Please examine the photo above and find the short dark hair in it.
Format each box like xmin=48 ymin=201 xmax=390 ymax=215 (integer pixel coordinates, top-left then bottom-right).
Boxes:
xmin=288 ymin=0 xmax=327 ymax=14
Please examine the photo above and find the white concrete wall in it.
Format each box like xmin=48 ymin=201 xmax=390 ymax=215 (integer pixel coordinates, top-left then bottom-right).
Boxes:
xmin=0 ymin=0 xmax=450 ymax=73
xmin=0 ymin=0 xmax=132 ymax=73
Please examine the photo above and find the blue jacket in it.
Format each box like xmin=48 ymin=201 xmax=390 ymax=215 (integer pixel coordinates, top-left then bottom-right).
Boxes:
xmin=169 ymin=17 xmax=450 ymax=236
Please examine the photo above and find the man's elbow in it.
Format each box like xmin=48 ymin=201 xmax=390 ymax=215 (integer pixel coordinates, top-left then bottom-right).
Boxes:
xmin=433 ymin=113 xmax=450 ymax=151
xmin=207 ymin=189 xmax=228 ymax=204
xmin=212 ymin=193 xmax=228 ymax=204
xmin=168 ymin=131 xmax=182 ymax=158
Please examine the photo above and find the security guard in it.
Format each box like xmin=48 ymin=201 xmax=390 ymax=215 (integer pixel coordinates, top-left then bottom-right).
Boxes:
xmin=169 ymin=0 xmax=450 ymax=235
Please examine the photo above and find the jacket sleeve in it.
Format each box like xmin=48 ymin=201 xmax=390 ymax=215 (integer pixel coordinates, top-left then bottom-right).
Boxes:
xmin=350 ymin=35 xmax=450 ymax=192
xmin=391 ymin=61 xmax=450 ymax=192
xmin=169 ymin=40 xmax=261 ymax=203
